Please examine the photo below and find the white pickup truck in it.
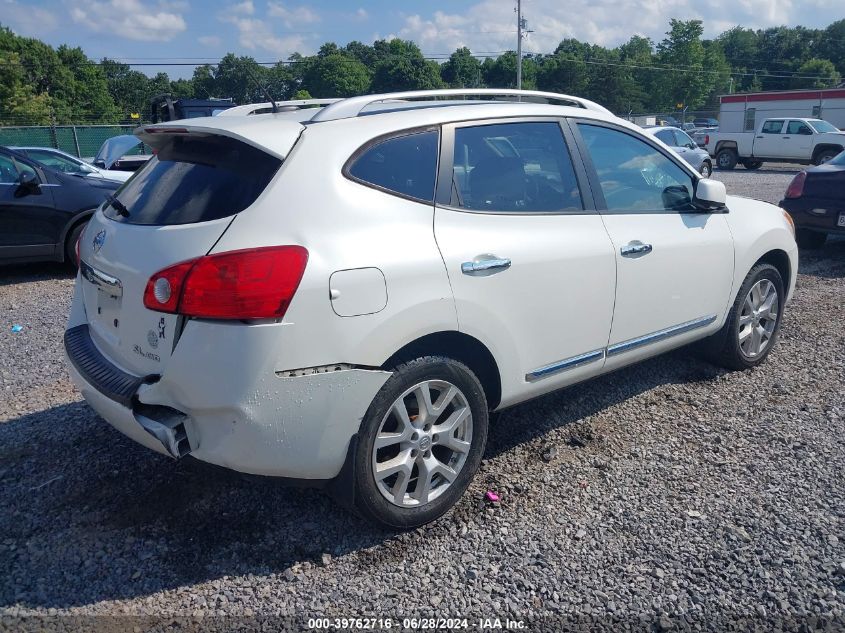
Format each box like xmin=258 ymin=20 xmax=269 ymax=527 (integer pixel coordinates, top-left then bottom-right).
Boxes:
xmin=706 ymin=117 xmax=845 ymax=170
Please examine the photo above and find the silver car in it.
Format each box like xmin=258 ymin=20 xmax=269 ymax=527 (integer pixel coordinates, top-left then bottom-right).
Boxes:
xmin=644 ymin=126 xmax=713 ymax=177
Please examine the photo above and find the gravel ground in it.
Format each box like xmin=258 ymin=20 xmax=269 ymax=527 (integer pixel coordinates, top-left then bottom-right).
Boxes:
xmin=1 ymin=165 xmax=843 ymax=632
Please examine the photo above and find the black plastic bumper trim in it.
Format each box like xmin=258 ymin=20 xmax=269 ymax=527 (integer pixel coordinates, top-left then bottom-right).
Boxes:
xmin=64 ymin=324 xmax=146 ymax=407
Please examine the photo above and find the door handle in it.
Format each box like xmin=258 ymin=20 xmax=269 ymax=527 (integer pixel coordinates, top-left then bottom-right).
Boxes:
xmin=620 ymin=241 xmax=653 ymax=257
xmin=461 ymin=257 xmax=511 ymax=274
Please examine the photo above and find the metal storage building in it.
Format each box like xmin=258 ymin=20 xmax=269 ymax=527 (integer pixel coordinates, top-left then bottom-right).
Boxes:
xmin=718 ymin=88 xmax=845 ymax=132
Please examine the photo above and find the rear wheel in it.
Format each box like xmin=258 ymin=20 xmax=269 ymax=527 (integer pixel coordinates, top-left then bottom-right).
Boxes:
xmin=716 ymin=148 xmax=737 ymax=170
xmin=796 ymin=229 xmax=827 ymax=249
xmin=742 ymin=159 xmax=763 ymax=170
xmin=701 ymin=263 xmax=784 ymax=371
xmin=65 ymin=221 xmax=88 ymax=268
xmin=352 ymin=356 xmax=488 ymax=528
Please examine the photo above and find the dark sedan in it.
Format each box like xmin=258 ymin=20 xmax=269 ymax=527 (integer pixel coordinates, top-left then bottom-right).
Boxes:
xmin=781 ymin=150 xmax=845 ymax=249
xmin=0 ymin=146 xmax=121 ymax=266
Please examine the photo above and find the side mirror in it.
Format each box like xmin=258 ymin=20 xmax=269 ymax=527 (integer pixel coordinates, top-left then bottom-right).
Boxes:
xmin=14 ymin=171 xmax=41 ymax=197
xmin=694 ymin=178 xmax=727 ymax=212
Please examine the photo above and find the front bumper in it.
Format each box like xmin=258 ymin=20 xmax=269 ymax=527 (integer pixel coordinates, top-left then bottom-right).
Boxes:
xmin=781 ymin=197 xmax=845 ymax=235
xmin=65 ymin=323 xmax=391 ymax=479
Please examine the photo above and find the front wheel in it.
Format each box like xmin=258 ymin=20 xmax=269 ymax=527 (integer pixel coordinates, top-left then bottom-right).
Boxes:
xmin=814 ymin=150 xmax=840 ymax=165
xmin=352 ymin=356 xmax=489 ymax=528
xmin=701 ymin=263 xmax=785 ymax=371
xmin=716 ymin=149 xmax=737 ymax=170
xmin=699 ymin=161 xmax=712 ymax=177
xmin=65 ymin=221 xmax=88 ymax=268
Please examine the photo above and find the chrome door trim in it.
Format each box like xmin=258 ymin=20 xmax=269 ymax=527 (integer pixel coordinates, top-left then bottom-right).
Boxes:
xmin=526 ymin=348 xmax=605 ymax=382
xmin=79 ymin=260 xmax=123 ymax=297
xmin=606 ymin=314 xmax=717 ymax=357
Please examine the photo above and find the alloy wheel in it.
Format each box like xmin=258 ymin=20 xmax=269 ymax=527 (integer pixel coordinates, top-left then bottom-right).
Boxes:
xmin=371 ymin=379 xmax=473 ymax=508
xmin=738 ymin=279 xmax=779 ymax=358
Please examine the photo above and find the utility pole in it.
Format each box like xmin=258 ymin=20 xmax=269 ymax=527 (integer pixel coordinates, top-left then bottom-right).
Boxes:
xmin=515 ymin=0 xmax=532 ymax=89
xmin=516 ymin=0 xmax=523 ymax=89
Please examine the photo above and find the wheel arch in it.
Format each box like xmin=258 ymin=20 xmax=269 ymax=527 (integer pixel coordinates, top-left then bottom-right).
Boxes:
xmin=382 ymin=331 xmax=502 ymax=410
xmin=715 ymin=140 xmax=738 ymax=154
xmin=812 ymin=143 xmax=844 ymax=163
xmin=59 ymin=208 xmax=96 ymax=261
xmin=754 ymin=248 xmax=792 ymax=297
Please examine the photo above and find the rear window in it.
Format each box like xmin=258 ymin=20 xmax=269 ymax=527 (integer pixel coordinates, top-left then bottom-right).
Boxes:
xmin=346 ymin=130 xmax=439 ymax=202
xmin=104 ymin=135 xmax=282 ymax=225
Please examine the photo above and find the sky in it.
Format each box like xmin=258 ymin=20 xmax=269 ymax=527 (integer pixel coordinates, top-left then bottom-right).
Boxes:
xmin=2 ymin=0 xmax=843 ymax=78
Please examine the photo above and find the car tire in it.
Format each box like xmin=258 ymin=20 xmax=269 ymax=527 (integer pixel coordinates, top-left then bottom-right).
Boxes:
xmin=701 ymin=263 xmax=785 ymax=371
xmin=352 ymin=356 xmax=488 ymax=528
xmin=65 ymin=221 xmax=88 ymax=268
xmin=699 ymin=161 xmax=712 ymax=177
xmin=716 ymin=149 xmax=737 ymax=170
xmin=814 ymin=149 xmax=840 ymax=165
xmin=795 ymin=229 xmax=827 ymax=249
xmin=742 ymin=159 xmax=763 ymax=170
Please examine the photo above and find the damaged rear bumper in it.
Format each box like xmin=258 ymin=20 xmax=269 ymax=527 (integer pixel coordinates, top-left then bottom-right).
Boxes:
xmin=64 ymin=323 xmax=390 ymax=479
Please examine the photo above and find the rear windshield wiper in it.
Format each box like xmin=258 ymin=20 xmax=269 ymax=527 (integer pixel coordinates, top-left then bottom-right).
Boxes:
xmin=105 ymin=194 xmax=130 ymax=217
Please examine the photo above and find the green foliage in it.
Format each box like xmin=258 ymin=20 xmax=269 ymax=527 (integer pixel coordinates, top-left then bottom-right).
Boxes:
xmin=1 ymin=18 xmax=844 ymax=127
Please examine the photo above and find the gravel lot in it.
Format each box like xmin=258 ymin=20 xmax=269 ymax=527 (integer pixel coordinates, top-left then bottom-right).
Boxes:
xmin=1 ymin=165 xmax=843 ymax=631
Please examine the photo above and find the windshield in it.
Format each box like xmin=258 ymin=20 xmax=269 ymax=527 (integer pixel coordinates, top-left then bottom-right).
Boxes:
xmin=809 ymin=120 xmax=839 ymax=133
xmin=104 ymin=135 xmax=282 ymax=225
xmin=25 ymin=149 xmax=97 ymax=176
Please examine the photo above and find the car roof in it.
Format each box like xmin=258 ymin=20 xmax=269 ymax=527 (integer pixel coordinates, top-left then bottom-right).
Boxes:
xmin=136 ymin=89 xmax=626 ymax=158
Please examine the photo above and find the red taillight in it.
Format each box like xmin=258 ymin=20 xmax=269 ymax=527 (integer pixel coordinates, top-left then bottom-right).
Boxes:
xmin=785 ymin=171 xmax=806 ymax=199
xmin=703 ymin=134 xmax=709 ymax=146
xmin=75 ymin=231 xmax=83 ymax=264
xmin=143 ymin=246 xmax=308 ymax=320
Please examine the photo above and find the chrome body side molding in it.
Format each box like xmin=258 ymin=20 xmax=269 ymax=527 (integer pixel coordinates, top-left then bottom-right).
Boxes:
xmin=525 ymin=349 xmax=605 ymax=382
xmin=606 ymin=315 xmax=717 ymax=357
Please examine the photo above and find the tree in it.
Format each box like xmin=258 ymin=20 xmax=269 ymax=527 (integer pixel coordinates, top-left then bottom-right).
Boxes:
xmin=370 ymin=39 xmax=444 ymax=92
xmin=655 ymin=20 xmax=713 ymax=111
xmin=793 ymin=58 xmax=841 ymax=89
xmin=483 ymin=51 xmax=536 ymax=89
xmin=302 ymin=54 xmax=371 ymax=97
xmin=818 ymin=20 xmax=845 ymax=75
xmin=0 ymin=51 xmax=52 ymax=125
xmin=441 ymin=47 xmax=481 ymax=88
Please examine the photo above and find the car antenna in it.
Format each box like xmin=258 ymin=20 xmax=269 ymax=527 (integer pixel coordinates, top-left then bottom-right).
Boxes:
xmin=246 ymin=68 xmax=279 ymax=114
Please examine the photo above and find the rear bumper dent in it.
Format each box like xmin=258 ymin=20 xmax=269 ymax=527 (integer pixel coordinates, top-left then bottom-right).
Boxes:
xmin=64 ymin=324 xmax=390 ymax=478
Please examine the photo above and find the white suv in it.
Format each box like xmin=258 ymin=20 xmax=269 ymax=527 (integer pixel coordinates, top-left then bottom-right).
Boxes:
xmin=65 ymin=89 xmax=798 ymax=528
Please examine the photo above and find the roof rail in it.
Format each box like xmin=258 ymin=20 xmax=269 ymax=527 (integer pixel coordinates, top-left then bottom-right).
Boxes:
xmin=310 ymin=89 xmax=612 ymax=122
xmin=218 ymin=98 xmax=341 ymax=117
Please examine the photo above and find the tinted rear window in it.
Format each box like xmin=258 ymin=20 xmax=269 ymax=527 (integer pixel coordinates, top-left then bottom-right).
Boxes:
xmin=104 ymin=135 xmax=282 ymax=225
xmin=346 ymin=130 xmax=438 ymax=202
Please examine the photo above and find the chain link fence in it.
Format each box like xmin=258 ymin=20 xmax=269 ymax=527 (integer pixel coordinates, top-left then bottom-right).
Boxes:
xmin=0 ymin=125 xmax=148 ymax=160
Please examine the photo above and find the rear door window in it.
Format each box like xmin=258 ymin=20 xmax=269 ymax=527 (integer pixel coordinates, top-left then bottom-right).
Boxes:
xmin=346 ymin=130 xmax=439 ymax=203
xmin=450 ymin=121 xmax=583 ymax=212
xmin=655 ymin=130 xmax=676 ymax=146
xmin=761 ymin=120 xmax=784 ymax=134
xmin=104 ymin=135 xmax=282 ymax=225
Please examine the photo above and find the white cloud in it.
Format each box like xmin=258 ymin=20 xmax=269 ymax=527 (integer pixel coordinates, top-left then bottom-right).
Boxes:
xmin=222 ymin=16 xmax=310 ymax=57
xmin=229 ymin=0 xmax=254 ymax=15
xmin=267 ymin=2 xmax=321 ymax=29
xmin=354 ymin=8 xmax=368 ymax=21
xmin=397 ymin=0 xmax=840 ymax=56
xmin=2 ymin=0 xmax=59 ymax=37
xmin=70 ymin=0 xmax=187 ymax=42
xmin=198 ymin=35 xmax=222 ymax=47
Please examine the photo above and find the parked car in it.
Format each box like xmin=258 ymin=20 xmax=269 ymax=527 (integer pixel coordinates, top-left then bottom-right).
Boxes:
xmin=780 ymin=149 xmax=845 ymax=249
xmin=644 ymin=126 xmax=713 ymax=176
xmin=692 ymin=126 xmax=718 ymax=148
xmin=0 ymin=146 xmax=120 ymax=266
xmin=680 ymin=122 xmax=697 ymax=131
xmin=693 ymin=117 xmax=719 ymax=127
xmin=65 ymin=89 xmax=797 ymax=528
xmin=11 ymin=146 xmax=131 ymax=183
xmin=93 ymin=135 xmax=152 ymax=172
xmin=706 ymin=117 xmax=845 ymax=170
